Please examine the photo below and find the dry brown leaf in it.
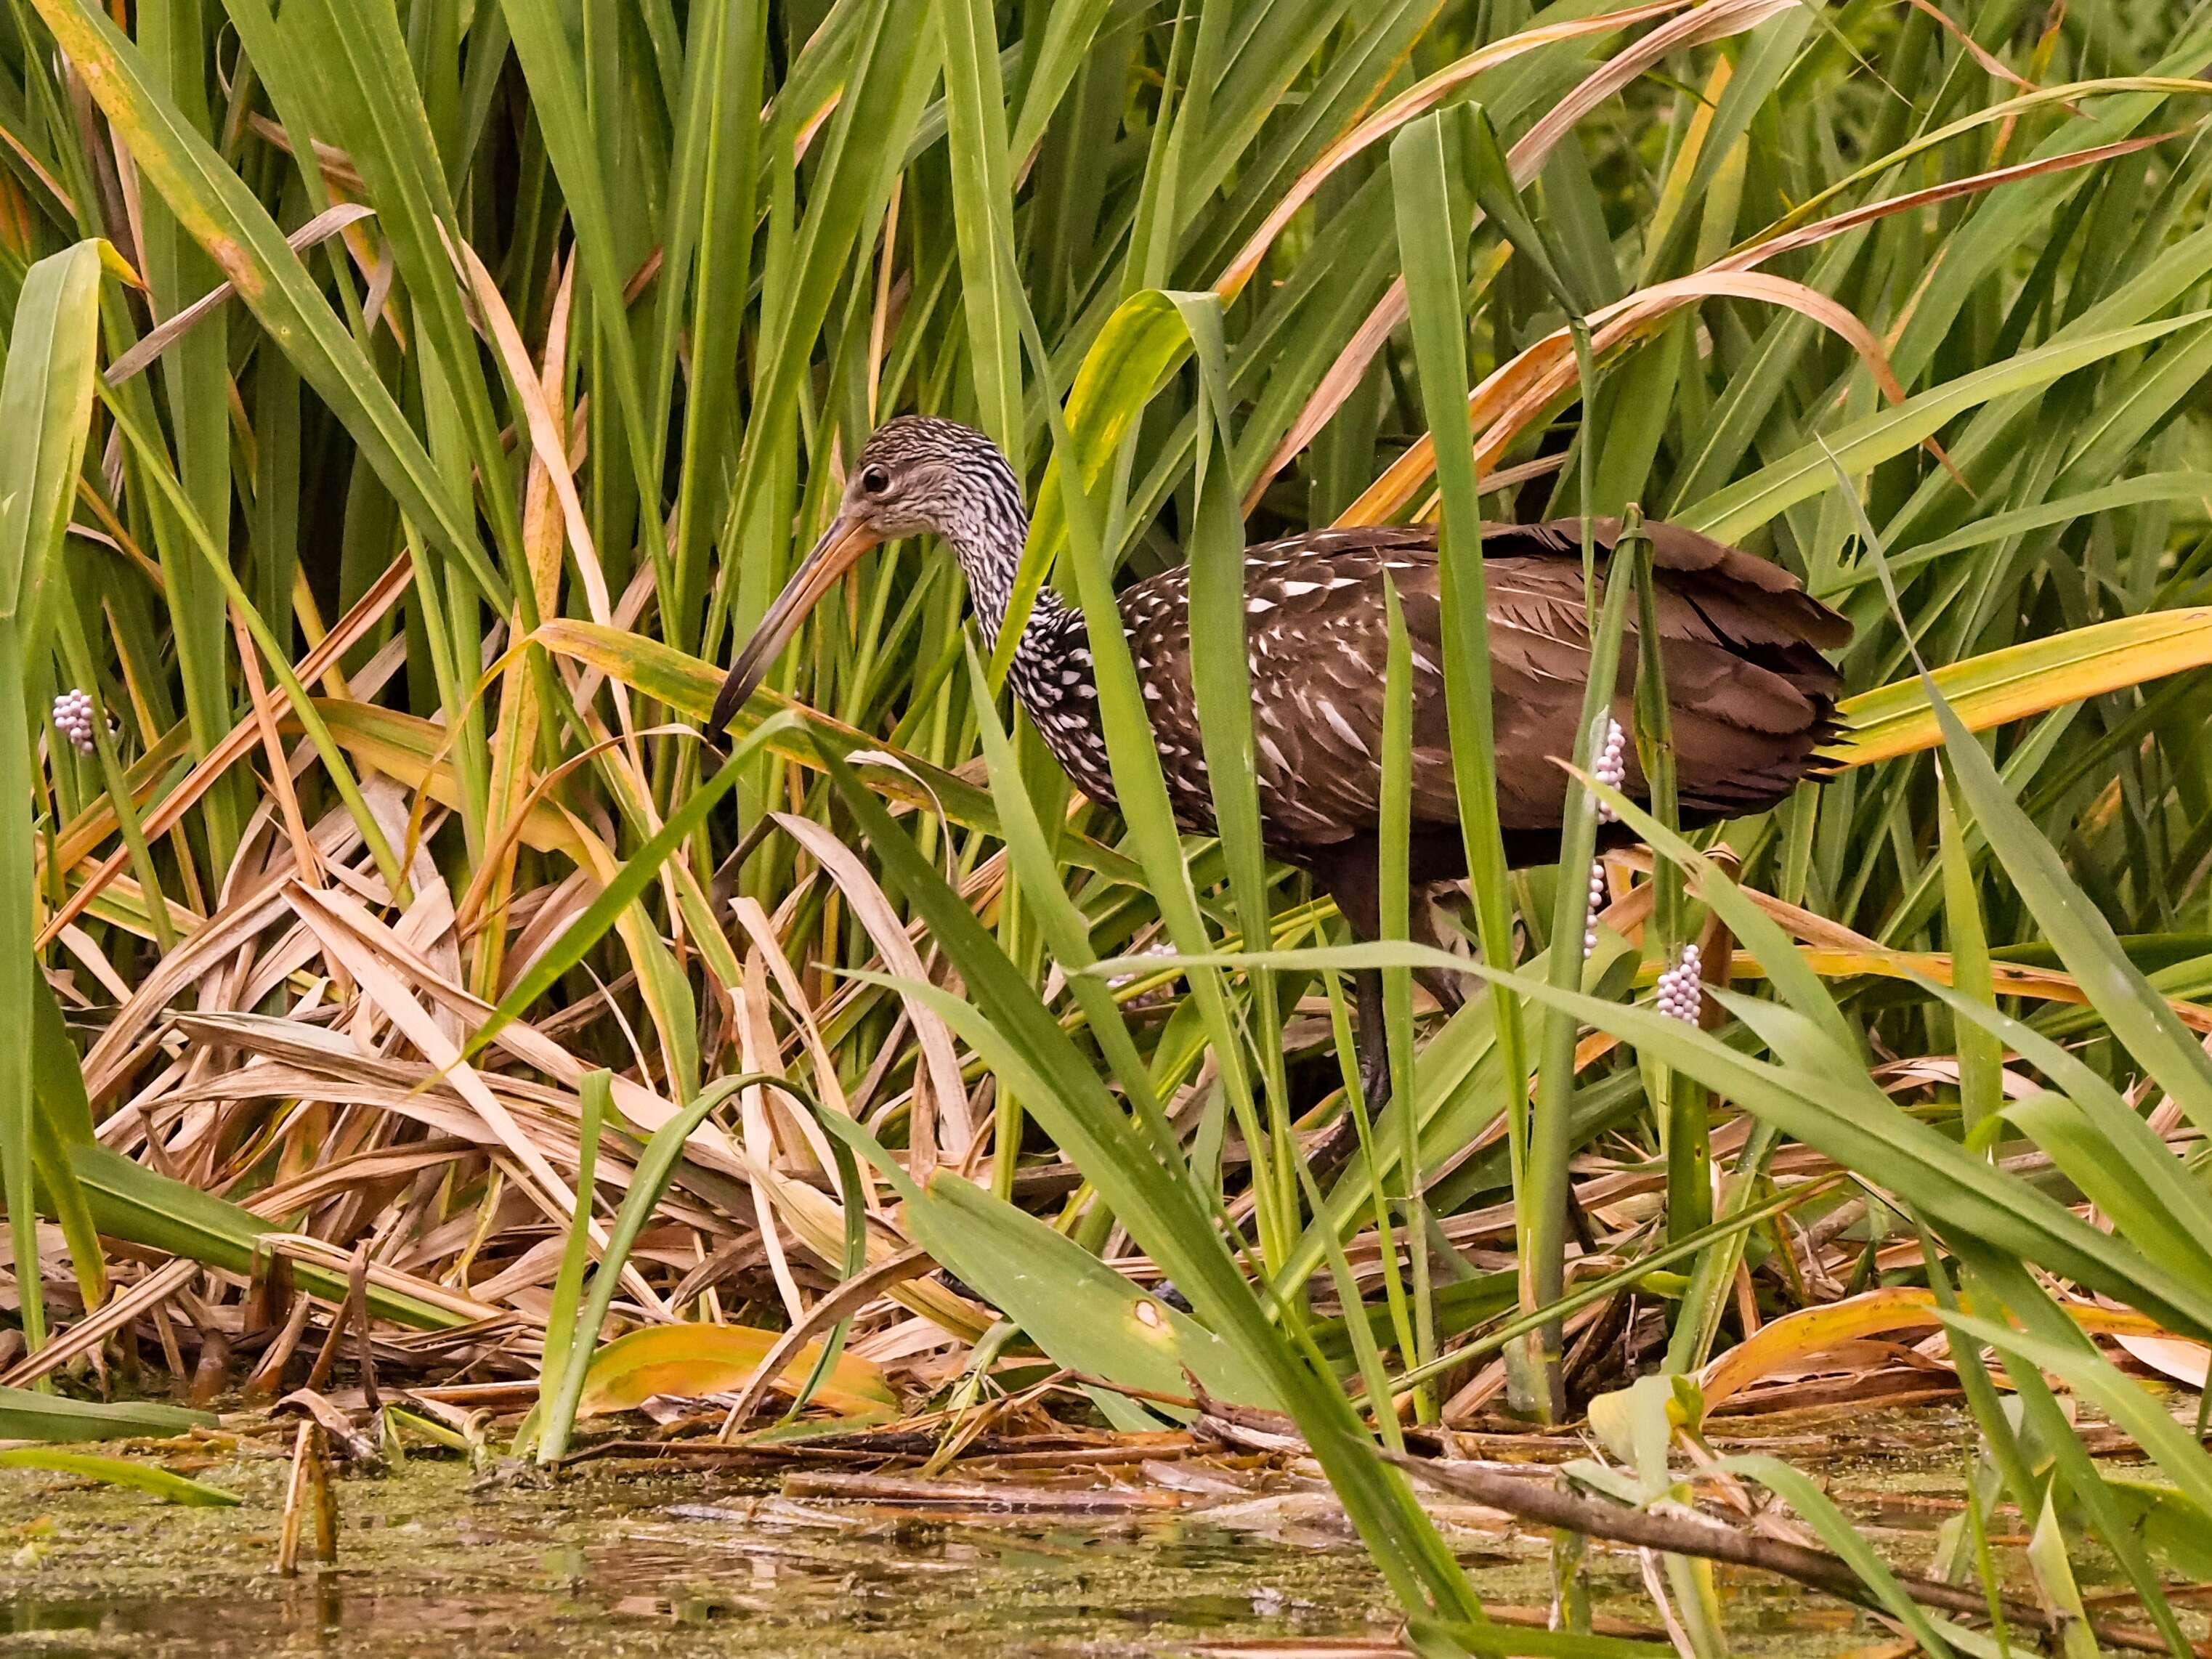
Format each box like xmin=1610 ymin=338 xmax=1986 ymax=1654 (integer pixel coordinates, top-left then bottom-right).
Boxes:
xmin=42 ymin=551 xmax=416 ymax=947
xmin=774 ymin=812 xmax=973 ymax=1172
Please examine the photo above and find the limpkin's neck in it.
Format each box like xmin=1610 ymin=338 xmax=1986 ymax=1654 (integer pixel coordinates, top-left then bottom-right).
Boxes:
xmin=911 ymin=438 xmax=1116 ymax=798
xmin=941 ymin=509 xmax=1077 ymax=676
xmin=940 ymin=508 xmax=1115 ymax=800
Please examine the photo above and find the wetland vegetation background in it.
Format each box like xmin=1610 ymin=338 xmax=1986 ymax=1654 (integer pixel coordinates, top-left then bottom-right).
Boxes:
xmin=7 ymin=0 xmax=2212 ymax=1654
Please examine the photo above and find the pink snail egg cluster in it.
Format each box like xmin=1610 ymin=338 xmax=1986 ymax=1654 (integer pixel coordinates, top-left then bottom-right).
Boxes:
xmin=1592 ymin=718 xmax=1626 ymax=822
xmin=1656 ymin=944 xmax=1703 ymax=1023
xmin=52 ymin=689 xmax=102 ymax=756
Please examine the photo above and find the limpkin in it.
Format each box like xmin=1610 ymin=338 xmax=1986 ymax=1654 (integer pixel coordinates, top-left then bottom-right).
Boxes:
xmin=707 ymin=416 xmax=1850 ymax=1131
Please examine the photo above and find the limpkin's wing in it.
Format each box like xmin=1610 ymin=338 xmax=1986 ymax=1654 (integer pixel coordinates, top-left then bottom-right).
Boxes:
xmin=1476 ymin=519 xmax=1847 ymax=827
xmin=1115 ymin=520 xmax=1847 ymax=853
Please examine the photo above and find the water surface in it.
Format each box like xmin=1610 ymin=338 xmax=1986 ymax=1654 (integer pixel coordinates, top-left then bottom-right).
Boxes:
xmin=0 ymin=1437 xmax=1998 ymax=1657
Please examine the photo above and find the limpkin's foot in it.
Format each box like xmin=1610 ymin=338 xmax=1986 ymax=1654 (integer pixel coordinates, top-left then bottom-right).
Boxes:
xmin=1305 ymin=1101 xmax=1364 ymax=1188
xmin=1414 ymin=964 xmax=1465 ymax=1016
xmin=1409 ymin=891 xmax=1470 ymax=1015
xmin=1318 ymin=968 xmax=1464 ymax=1183
xmin=1151 ymin=1280 xmax=1194 ymax=1314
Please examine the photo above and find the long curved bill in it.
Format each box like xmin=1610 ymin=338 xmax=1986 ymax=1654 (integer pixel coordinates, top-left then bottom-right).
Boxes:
xmin=705 ymin=513 xmax=883 ymax=742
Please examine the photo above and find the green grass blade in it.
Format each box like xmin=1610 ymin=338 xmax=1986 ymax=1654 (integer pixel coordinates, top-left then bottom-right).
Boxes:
xmin=1714 ymin=1456 xmax=1961 ymax=1658
xmin=1390 ymin=106 xmax=1534 ymax=1403
xmin=1377 ymin=575 xmax=1430 ymax=1409
xmin=935 ymin=0 xmax=1023 ymax=466
xmin=0 ymin=1448 xmax=239 ymax=1506
xmin=28 ymin=0 xmax=503 ymax=604
xmin=1682 ymin=312 xmax=2212 ymax=542
xmin=1175 ymin=290 xmax=1294 ymax=1253
xmin=67 ymin=1141 xmax=461 ymax=1328
xmin=531 ymin=1067 xmax=607 ymax=1464
xmin=30 ymin=968 xmax=104 ymax=1315
xmin=498 ymin=0 xmax=663 ymax=562
xmin=1937 ymin=776 xmax=2004 ymax=1143
xmin=1524 ymin=515 xmax=1639 ymax=1420
xmin=538 ymin=1072 xmax=763 ymax=1463
xmin=283 ymin=0 xmax=528 ymax=595
xmin=0 ymin=1392 xmax=216 ymax=1445
xmin=660 ymin=0 xmax=766 ymax=653
xmin=0 ymin=239 xmax=102 ymax=1361
xmin=817 ymin=1102 xmax=1273 ymax=1409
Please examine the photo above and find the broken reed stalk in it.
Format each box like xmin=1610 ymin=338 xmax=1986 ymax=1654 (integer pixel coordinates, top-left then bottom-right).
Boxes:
xmin=1386 ymin=1453 xmax=2200 ymax=1658
xmin=347 ymin=1244 xmax=381 ymax=1416
xmin=276 ymin=1419 xmax=337 ymax=1576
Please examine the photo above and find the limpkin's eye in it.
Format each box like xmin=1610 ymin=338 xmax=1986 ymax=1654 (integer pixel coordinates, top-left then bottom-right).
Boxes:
xmin=859 ymin=465 xmax=893 ymax=496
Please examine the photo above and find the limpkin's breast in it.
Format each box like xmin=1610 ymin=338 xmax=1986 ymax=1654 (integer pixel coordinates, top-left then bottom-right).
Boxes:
xmin=1005 ymin=592 xmax=1233 ymax=833
xmin=1007 ymin=607 xmax=1120 ymax=808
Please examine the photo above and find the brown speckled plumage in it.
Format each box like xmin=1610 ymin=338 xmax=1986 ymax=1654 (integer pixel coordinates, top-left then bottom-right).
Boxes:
xmin=1039 ymin=519 xmax=1846 ymax=863
xmin=711 ymin=416 xmax=1852 ymax=1128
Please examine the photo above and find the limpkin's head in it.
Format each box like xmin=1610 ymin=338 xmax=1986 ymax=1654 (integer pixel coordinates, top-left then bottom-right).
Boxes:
xmin=707 ymin=416 xmax=1022 ymax=738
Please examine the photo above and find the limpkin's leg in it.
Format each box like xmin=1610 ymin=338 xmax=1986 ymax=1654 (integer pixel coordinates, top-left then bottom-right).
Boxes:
xmin=1348 ymin=899 xmax=1465 ymax=1114
xmin=1350 ymin=965 xmax=1391 ymax=1119
xmin=1308 ymin=843 xmax=1474 ymax=1183
xmin=1308 ymin=844 xmax=1393 ymax=1183
xmin=1302 ymin=964 xmax=1387 ymax=1184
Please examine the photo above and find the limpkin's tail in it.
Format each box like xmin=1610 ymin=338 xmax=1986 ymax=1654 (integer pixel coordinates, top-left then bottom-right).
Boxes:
xmin=1497 ymin=517 xmax=1851 ymax=823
